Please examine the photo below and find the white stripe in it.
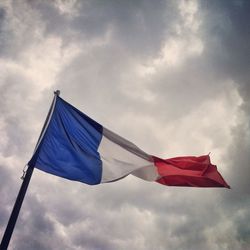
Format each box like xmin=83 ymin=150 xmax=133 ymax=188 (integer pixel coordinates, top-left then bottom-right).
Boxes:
xmin=99 ymin=128 xmax=158 ymax=183
xmin=103 ymin=128 xmax=152 ymax=161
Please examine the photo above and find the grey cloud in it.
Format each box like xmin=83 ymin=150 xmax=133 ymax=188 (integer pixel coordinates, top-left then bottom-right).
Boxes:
xmin=200 ymin=0 xmax=250 ymax=88
xmin=0 ymin=1 xmax=42 ymax=59
xmin=28 ymin=0 xmax=177 ymax=57
xmin=0 ymin=76 xmax=40 ymax=158
xmin=0 ymin=0 xmax=250 ymax=250
xmin=0 ymin=165 xmax=14 ymax=228
xmin=200 ymin=0 xmax=250 ymax=194
xmin=9 ymin=188 xmax=71 ymax=250
xmin=199 ymin=1 xmax=250 ymax=248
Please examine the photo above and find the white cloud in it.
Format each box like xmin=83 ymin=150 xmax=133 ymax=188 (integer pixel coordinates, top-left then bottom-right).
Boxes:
xmin=0 ymin=1 xmax=250 ymax=249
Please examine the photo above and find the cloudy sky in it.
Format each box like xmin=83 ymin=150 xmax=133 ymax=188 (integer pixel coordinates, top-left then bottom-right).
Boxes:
xmin=0 ymin=0 xmax=249 ymax=249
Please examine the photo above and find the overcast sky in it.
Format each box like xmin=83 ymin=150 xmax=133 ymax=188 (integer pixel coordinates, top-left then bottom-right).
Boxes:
xmin=0 ymin=0 xmax=249 ymax=249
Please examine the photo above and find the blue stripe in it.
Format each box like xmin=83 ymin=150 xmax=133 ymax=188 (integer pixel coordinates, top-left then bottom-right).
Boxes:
xmin=29 ymin=97 xmax=103 ymax=185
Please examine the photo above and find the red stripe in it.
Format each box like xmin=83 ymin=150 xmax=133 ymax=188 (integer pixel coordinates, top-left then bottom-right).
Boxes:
xmin=153 ymin=155 xmax=230 ymax=188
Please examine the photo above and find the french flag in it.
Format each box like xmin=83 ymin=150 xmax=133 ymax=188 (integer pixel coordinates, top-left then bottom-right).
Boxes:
xmin=28 ymin=93 xmax=230 ymax=188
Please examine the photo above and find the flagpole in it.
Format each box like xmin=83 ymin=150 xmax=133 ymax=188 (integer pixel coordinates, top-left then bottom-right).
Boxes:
xmin=0 ymin=166 xmax=34 ymax=250
xmin=0 ymin=90 xmax=60 ymax=250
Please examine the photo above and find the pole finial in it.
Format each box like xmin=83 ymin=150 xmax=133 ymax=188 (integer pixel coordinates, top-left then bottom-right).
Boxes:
xmin=54 ymin=90 xmax=60 ymax=96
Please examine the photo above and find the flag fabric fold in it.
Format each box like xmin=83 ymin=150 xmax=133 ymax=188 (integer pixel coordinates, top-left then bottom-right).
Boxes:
xmin=28 ymin=95 xmax=229 ymax=188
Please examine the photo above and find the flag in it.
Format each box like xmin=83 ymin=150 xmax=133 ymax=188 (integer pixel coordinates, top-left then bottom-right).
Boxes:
xmin=28 ymin=94 xmax=230 ymax=188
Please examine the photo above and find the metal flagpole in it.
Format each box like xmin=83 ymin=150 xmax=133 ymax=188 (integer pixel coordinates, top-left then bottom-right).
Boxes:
xmin=0 ymin=166 xmax=34 ymax=250
xmin=0 ymin=90 xmax=60 ymax=250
